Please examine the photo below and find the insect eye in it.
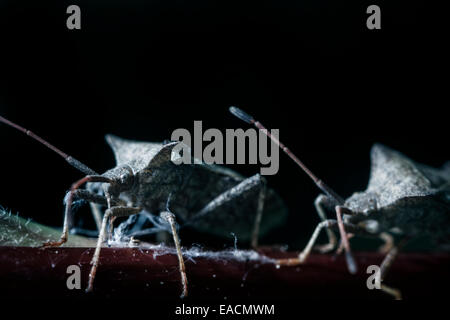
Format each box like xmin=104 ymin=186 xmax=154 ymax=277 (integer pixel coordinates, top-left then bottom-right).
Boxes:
xmin=117 ymin=173 xmax=131 ymax=185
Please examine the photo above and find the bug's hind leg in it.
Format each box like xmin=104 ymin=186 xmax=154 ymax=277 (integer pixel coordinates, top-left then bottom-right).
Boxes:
xmin=160 ymin=210 xmax=188 ymax=298
xmin=312 ymin=194 xmax=338 ymax=253
xmin=41 ymin=176 xmax=112 ymax=248
xmin=275 ymin=206 xmax=358 ymax=274
xmin=89 ymin=203 xmax=103 ymax=232
xmin=380 ymin=284 xmax=402 ymax=300
xmin=379 ymin=245 xmax=402 ymax=300
xmin=251 ymin=177 xmax=266 ymax=248
xmin=87 ymin=205 xmax=142 ymax=292
xmin=189 ymin=174 xmax=267 ymax=248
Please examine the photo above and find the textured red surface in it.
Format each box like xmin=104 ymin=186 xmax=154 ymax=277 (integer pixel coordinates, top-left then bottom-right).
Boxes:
xmin=0 ymin=246 xmax=448 ymax=300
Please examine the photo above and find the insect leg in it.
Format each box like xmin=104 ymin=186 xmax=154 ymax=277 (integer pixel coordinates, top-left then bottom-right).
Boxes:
xmin=251 ymin=176 xmax=266 ymax=248
xmin=379 ymin=245 xmax=402 ymax=300
xmin=336 ymin=232 xmax=392 ymax=256
xmin=89 ymin=203 xmax=103 ymax=231
xmin=380 ymin=284 xmax=402 ymax=300
xmin=160 ymin=211 xmax=188 ymax=298
xmin=336 ymin=233 xmax=355 ymax=255
xmin=86 ymin=205 xmax=142 ymax=292
xmin=335 ymin=206 xmax=357 ymax=274
xmin=378 ymin=232 xmax=394 ymax=254
xmin=70 ymin=189 xmax=109 ymax=207
xmin=85 ymin=183 xmax=107 ymax=232
xmin=41 ymin=175 xmax=113 ymax=248
xmin=191 ymin=174 xmax=263 ymax=220
xmin=188 ymin=174 xmax=266 ymax=246
xmin=312 ymin=194 xmax=338 ymax=253
xmin=275 ymin=219 xmax=359 ymax=266
xmin=68 ymin=189 xmax=107 ymax=234
xmin=67 ymin=190 xmax=126 ymax=237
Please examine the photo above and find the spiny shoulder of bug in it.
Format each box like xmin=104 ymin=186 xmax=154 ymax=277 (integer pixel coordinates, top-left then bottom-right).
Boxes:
xmin=83 ymin=135 xmax=181 ymax=197
xmin=324 ymin=143 xmax=450 ymax=237
xmin=84 ymin=134 xmax=244 ymax=204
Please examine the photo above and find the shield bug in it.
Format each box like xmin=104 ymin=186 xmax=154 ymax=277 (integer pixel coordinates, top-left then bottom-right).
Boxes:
xmin=230 ymin=106 xmax=450 ymax=299
xmin=0 ymin=114 xmax=287 ymax=297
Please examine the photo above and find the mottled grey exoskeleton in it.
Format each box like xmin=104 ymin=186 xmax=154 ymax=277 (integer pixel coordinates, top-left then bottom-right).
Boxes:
xmin=0 ymin=115 xmax=287 ymax=298
xmin=230 ymin=106 xmax=450 ymax=299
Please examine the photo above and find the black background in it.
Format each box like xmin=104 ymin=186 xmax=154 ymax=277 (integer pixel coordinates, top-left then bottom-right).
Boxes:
xmin=0 ymin=0 xmax=448 ymax=249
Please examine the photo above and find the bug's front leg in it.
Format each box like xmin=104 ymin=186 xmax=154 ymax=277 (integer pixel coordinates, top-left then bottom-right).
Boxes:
xmin=378 ymin=232 xmax=394 ymax=254
xmin=160 ymin=210 xmax=188 ymax=298
xmin=312 ymin=194 xmax=338 ymax=253
xmin=251 ymin=176 xmax=266 ymax=248
xmin=87 ymin=205 xmax=142 ymax=292
xmin=65 ymin=190 xmax=127 ymax=238
xmin=40 ymin=175 xmax=113 ymax=248
xmin=275 ymin=219 xmax=360 ymax=267
xmin=379 ymin=245 xmax=402 ymax=300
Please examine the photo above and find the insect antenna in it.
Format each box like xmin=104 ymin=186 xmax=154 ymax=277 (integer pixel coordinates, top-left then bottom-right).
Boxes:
xmin=230 ymin=106 xmax=358 ymax=273
xmin=229 ymin=106 xmax=344 ymax=205
xmin=0 ymin=115 xmax=98 ymax=176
